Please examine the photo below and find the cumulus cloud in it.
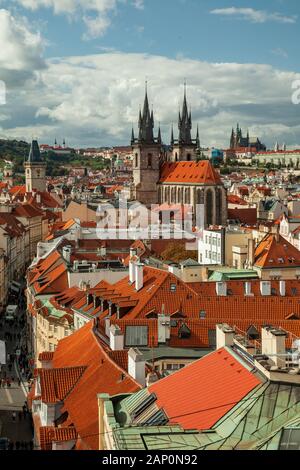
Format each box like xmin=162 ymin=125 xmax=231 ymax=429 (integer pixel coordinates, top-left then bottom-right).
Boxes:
xmin=210 ymin=7 xmax=297 ymax=24
xmin=1 ymin=52 xmax=300 ymax=148
xmin=15 ymin=0 xmax=141 ymax=38
xmin=0 ymin=8 xmax=45 ymax=86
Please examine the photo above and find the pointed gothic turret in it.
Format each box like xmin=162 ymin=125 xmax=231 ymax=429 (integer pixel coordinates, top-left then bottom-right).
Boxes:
xmin=131 ymin=127 xmax=135 ymax=145
xmin=138 ymin=83 xmax=155 ymax=144
xmin=158 ymin=125 xmax=162 ymax=144
xmin=178 ymin=83 xmax=192 ymax=145
xmin=170 ymin=124 xmax=174 ymax=146
xmin=196 ymin=125 xmax=200 ymax=149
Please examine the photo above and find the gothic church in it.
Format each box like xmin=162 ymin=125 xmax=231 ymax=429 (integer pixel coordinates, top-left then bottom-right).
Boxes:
xmin=131 ymin=86 xmax=227 ymax=227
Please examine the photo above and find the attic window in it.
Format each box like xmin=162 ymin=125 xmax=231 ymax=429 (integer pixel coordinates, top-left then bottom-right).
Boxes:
xmin=291 ymin=287 xmax=298 ymax=296
xmin=170 ymin=284 xmax=177 ymax=292
xmin=227 ymin=289 xmax=233 ymax=296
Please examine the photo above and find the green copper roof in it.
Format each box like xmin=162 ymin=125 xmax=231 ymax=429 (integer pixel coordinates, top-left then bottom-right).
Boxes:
xmin=111 ymin=380 xmax=300 ymax=450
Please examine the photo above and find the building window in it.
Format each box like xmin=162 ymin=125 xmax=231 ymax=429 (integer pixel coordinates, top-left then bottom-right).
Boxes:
xmin=135 ymin=153 xmax=138 ymax=168
xmin=200 ymin=310 xmax=206 ymax=319
xmin=170 ymin=284 xmax=177 ymax=292
xmin=148 ymin=153 xmax=152 ymax=168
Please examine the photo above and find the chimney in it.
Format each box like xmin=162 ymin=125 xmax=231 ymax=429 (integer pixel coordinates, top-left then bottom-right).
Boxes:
xmin=109 ymin=325 xmax=124 ymax=351
xmin=158 ymin=314 xmax=171 ymax=344
xmin=216 ymin=324 xmax=235 ymax=350
xmin=261 ymin=326 xmax=287 ymax=367
xmin=128 ymin=348 xmax=145 ymax=386
xmin=244 ymin=281 xmax=252 ymax=296
xmin=135 ymin=263 xmax=144 ymax=291
xmin=62 ymin=246 xmax=72 ymax=264
xmin=216 ymin=282 xmax=227 ymax=297
xmin=247 ymin=238 xmax=255 ymax=268
xmin=129 ymin=259 xmax=136 ymax=284
xmin=279 ymin=280 xmax=286 ymax=297
xmin=260 ymin=281 xmax=271 ymax=296
xmin=105 ymin=316 xmax=110 ymax=337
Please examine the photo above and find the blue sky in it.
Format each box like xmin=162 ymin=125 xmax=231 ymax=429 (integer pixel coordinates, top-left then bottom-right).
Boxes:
xmin=0 ymin=0 xmax=300 ymax=147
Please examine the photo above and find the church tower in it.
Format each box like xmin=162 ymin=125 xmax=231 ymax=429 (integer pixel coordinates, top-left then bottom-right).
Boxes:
xmin=170 ymin=84 xmax=199 ymax=162
xmin=3 ymin=163 xmax=14 ymax=187
xmin=24 ymin=139 xmax=47 ymax=193
xmin=131 ymin=85 xmax=163 ymax=206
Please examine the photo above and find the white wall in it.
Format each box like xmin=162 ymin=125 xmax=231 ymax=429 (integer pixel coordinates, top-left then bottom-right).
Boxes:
xmin=68 ymin=269 xmax=128 ymax=288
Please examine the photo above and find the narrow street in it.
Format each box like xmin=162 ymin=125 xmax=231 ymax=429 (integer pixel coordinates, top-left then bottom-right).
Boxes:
xmin=0 ymin=291 xmax=34 ymax=450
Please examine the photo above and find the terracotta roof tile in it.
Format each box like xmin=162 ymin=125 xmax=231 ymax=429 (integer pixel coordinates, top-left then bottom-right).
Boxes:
xmin=149 ymin=347 xmax=261 ymax=430
xmin=159 ymin=161 xmax=222 ymax=185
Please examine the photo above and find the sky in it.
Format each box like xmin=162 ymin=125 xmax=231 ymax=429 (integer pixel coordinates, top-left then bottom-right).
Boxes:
xmin=0 ymin=0 xmax=300 ymax=148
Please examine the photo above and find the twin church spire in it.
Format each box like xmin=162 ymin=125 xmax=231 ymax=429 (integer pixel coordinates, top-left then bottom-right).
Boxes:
xmin=131 ymin=83 xmax=199 ymax=148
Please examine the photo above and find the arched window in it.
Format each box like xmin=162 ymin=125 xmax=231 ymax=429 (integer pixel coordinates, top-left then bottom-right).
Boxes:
xmin=187 ymin=153 xmax=191 ymax=161
xmin=135 ymin=153 xmax=138 ymax=168
xmin=206 ymin=189 xmax=213 ymax=226
xmin=175 ymin=152 xmax=178 ymax=161
xmin=185 ymin=188 xmax=190 ymax=205
xmin=148 ymin=153 xmax=152 ymax=168
xmin=216 ymin=188 xmax=223 ymax=224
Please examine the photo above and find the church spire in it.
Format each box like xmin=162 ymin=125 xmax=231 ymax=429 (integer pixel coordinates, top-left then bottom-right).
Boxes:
xmin=170 ymin=124 xmax=174 ymax=146
xmin=196 ymin=124 xmax=200 ymax=149
xmin=158 ymin=124 xmax=162 ymax=144
xmin=131 ymin=126 xmax=135 ymax=145
xmin=138 ymin=81 xmax=155 ymax=144
xmin=178 ymin=82 xmax=192 ymax=145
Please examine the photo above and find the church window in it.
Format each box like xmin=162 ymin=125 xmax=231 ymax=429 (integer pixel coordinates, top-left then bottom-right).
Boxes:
xmin=206 ymin=189 xmax=213 ymax=226
xmin=187 ymin=153 xmax=191 ymax=161
xmin=175 ymin=152 xmax=178 ymax=161
xmin=148 ymin=153 xmax=152 ymax=168
xmin=135 ymin=153 xmax=138 ymax=168
xmin=27 ymin=170 xmax=30 ymax=175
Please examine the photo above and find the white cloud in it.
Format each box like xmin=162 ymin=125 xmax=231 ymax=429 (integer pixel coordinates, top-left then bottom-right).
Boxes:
xmin=271 ymin=48 xmax=288 ymax=59
xmin=0 ymin=9 xmax=45 ymax=86
xmin=15 ymin=0 xmax=142 ymax=38
xmin=210 ymin=7 xmax=297 ymax=24
xmin=1 ymin=52 xmax=300 ymax=149
xmin=132 ymin=0 xmax=144 ymax=10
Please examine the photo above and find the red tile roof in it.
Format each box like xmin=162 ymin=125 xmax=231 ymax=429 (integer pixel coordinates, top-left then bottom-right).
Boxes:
xmin=38 ymin=352 xmax=54 ymax=362
xmin=149 ymin=347 xmax=261 ymax=430
xmin=254 ymin=233 xmax=300 ymax=269
xmin=50 ymin=322 xmax=140 ymax=449
xmin=40 ymin=426 xmax=77 ymax=450
xmin=228 ymin=208 xmax=257 ymax=225
xmin=38 ymin=366 xmax=86 ymax=404
xmin=159 ymin=161 xmax=222 ymax=185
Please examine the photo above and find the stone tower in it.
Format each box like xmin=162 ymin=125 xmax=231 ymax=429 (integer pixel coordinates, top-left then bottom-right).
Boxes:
xmin=131 ymin=86 xmax=163 ymax=206
xmin=3 ymin=163 xmax=14 ymax=187
xmin=170 ymin=84 xmax=199 ymax=162
xmin=24 ymin=140 xmax=47 ymax=193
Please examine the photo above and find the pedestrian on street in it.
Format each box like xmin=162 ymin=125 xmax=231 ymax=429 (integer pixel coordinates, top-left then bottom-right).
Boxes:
xmin=18 ymin=378 xmax=21 ymax=386
xmin=22 ymin=404 xmax=27 ymax=418
xmin=29 ymin=441 xmax=34 ymax=450
xmin=12 ymin=411 xmax=16 ymax=422
xmin=16 ymin=441 xmax=20 ymax=450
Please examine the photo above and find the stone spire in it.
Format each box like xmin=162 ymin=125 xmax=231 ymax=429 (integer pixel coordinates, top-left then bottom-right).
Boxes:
xmin=178 ymin=82 xmax=192 ymax=145
xmin=170 ymin=124 xmax=174 ymax=146
xmin=138 ymin=82 xmax=154 ymax=144
xmin=131 ymin=127 xmax=135 ymax=145
xmin=158 ymin=124 xmax=162 ymax=144
xmin=196 ymin=124 xmax=200 ymax=149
